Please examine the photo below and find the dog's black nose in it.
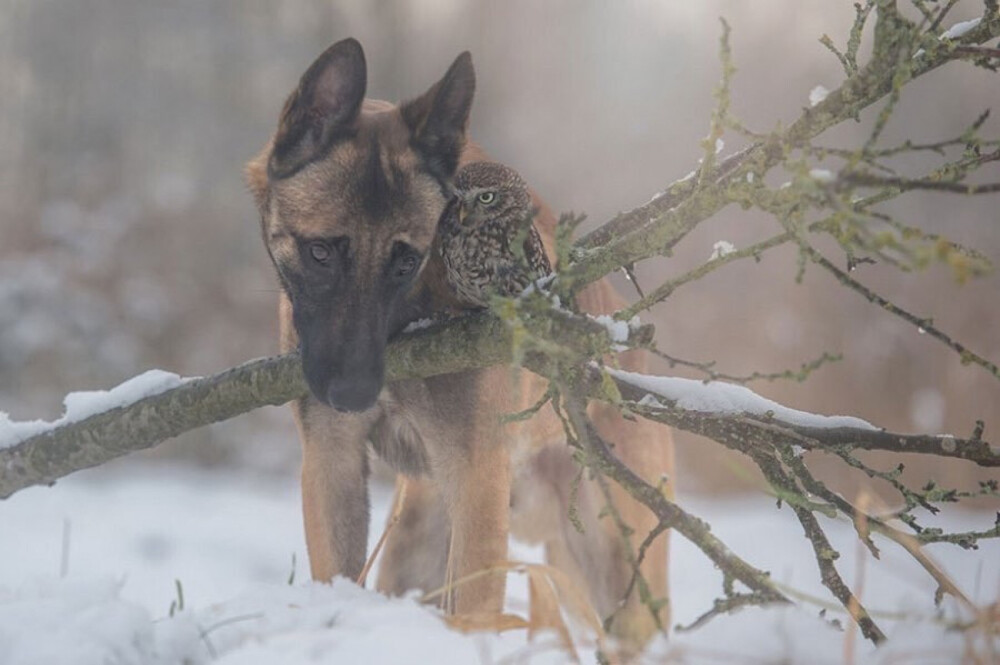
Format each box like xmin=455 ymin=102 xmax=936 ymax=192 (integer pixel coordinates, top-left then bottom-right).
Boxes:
xmin=325 ymin=376 xmax=381 ymax=413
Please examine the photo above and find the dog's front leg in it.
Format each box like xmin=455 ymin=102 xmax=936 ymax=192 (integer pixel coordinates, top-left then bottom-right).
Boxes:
xmin=295 ymin=397 xmax=375 ymax=583
xmin=445 ymin=440 xmax=510 ymax=615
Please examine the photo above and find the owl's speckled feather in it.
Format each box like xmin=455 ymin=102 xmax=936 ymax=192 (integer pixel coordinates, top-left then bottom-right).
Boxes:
xmin=438 ymin=161 xmax=552 ymax=308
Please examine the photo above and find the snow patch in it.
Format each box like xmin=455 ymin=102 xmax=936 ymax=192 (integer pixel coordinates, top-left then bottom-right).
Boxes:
xmin=0 ymin=469 xmax=997 ymax=664
xmin=0 ymin=577 xmax=158 ymax=665
xmin=709 ymin=240 xmax=736 ymax=260
xmin=403 ymin=318 xmax=434 ymax=333
xmin=0 ymin=370 xmax=192 ymax=449
xmin=517 ymin=273 xmax=558 ymax=300
xmin=714 ymin=138 xmax=725 ymax=154
xmin=941 ymin=17 xmax=981 ymax=40
xmin=809 ymin=169 xmax=835 ymax=183
xmin=0 ymin=575 xmax=573 ymax=665
xmin=610 ymin=368 xmax=877 ymax=430
xmin=808 ymin=85 xmax=829 ymax=107
xmin=589 ymin=314 xmax=630 ymax=344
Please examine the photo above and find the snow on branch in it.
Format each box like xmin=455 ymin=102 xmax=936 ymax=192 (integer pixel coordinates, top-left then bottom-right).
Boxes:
xmin=608 ymin=368 xmax=999 ymax=467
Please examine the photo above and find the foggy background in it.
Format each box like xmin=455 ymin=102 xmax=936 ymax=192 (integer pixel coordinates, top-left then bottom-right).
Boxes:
xmin=1 ymin=0 xmax=997 ymax=497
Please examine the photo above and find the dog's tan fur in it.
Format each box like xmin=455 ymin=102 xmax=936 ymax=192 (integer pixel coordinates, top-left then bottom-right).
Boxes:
xmin=246 ymin=40 xmax=674 ymax=651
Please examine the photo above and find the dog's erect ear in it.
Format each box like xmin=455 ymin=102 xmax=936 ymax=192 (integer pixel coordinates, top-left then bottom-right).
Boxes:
xmin=268 ymin=38 xmax=367 ymax=179
xmin=400 ymin=52 xmax=475 ymax=178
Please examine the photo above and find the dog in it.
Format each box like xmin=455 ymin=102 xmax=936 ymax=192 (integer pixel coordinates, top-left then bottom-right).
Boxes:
xmin=245 ymin=38 xmax=675 ymax=651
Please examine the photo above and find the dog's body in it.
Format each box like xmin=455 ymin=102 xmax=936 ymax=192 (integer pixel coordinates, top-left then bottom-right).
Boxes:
xmin=246 ymin=39 xmax=674 ymax=650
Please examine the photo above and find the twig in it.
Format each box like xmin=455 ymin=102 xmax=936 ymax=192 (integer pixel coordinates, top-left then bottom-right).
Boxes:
xmin=557 ymin=381 xmax=789 ymax=609
xmin=676 ymin=592 xmax=781 ymax=633
xmin=647 ymin=347 xmax=841 ymax=386
xmin=750 ymin=446 xmax=886 ymax=645
xmin=616 ymin=231 xmax=793 ymax=320
xmin=800 ymin=243 xmax=1000 ymax=381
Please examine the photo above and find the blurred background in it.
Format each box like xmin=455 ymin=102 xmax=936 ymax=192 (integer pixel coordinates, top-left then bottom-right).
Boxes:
xmin=0 ymin=0 xmax=997 ymax=499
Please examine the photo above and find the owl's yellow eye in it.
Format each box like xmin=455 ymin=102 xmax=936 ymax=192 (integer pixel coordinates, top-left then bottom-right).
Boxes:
xmin=477 ymin=191 xmax=497 ymax=205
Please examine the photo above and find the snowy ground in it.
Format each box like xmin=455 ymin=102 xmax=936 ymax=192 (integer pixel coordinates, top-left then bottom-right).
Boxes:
xmin=0 ymin=464 xmax=997 ymax=664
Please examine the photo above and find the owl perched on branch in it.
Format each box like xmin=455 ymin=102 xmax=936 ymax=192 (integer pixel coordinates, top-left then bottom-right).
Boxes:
xmin=438 ymin=161 xmax=553 ymax=308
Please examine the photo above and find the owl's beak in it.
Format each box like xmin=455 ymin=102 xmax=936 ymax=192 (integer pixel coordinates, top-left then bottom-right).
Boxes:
xmin=457 ymin=200 xmax=469 ymax=225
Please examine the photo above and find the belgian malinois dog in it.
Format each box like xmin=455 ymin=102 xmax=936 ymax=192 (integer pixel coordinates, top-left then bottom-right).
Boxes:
xmin=246 ymin=38 xmax=674 ymax=650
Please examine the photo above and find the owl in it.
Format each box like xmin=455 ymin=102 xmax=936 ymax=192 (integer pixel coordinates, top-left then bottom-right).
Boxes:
xmin=438 ymin=161 xmax=552 ymax=308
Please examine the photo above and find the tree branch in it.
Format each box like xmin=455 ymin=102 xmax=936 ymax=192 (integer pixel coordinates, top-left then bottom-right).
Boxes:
xmin=0 ymin=313 xmax=511 ymax=499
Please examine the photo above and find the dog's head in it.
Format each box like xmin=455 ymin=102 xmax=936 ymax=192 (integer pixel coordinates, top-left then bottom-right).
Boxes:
xmin=247 ymin=39 xmax=474 ymax=412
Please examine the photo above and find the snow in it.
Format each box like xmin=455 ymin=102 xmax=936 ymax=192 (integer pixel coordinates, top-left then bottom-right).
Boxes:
xmin=517 ymin=273 xmax=558 ymax=301
xmin=709 ymin=240 xmax=736 ymax=260
xmin=0 ymin=370 xmax=193 ymax=450
xmin=914 ymin=17 xmax=981 ymax=59
xmin=589 ymin=314 xmax=630 ymax=344
xmin=679 ymin=169 xmax=697 ymax=183
xmin=809 ymin=84 xmax=829 ymax=107
xmin=0 ymin=466 xmax=998 ymax=664
xmin=0 ymin=467 xmax=996 ymax=664
xmin=0 ymin=577 xmax=159 ymax=665
xmin=714 ymin=138 xmax=724 ymax=154
xmin=402 ymin=318 xmax=435 ymax=333
xmin=809 ymin=168 xmax=836 ymax=183
xmin=650 ymin=171 xmax=697 ymax=203
xmin=941 ymin=16 xmax=981 ymax=40
xmin=608 ymin=368 xmax=878 ymax=430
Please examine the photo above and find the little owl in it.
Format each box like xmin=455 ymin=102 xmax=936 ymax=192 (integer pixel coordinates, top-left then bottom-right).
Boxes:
xmin=438 ymin=161 xmax=552 ymax=308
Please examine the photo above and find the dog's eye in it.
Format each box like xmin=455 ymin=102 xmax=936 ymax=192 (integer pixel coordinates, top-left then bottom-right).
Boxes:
xmin=477 ymin=191 xmax=496 ymax=205
xmin=309 ymin=242 xmax=331 ymax=265
xmin=397 ymin=255 xmax=419 ymax=277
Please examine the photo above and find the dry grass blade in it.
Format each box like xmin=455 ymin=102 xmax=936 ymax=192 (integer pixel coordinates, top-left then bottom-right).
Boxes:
xmin=419 ymin=560 xmax=609 ymax=660
xmin=356 ymin=477 xmax=409 ymax=588
xmin=536 ymin=564 xmax=608 ymax=643
xmin=527 ymin=567 xmax=578 ymax=660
